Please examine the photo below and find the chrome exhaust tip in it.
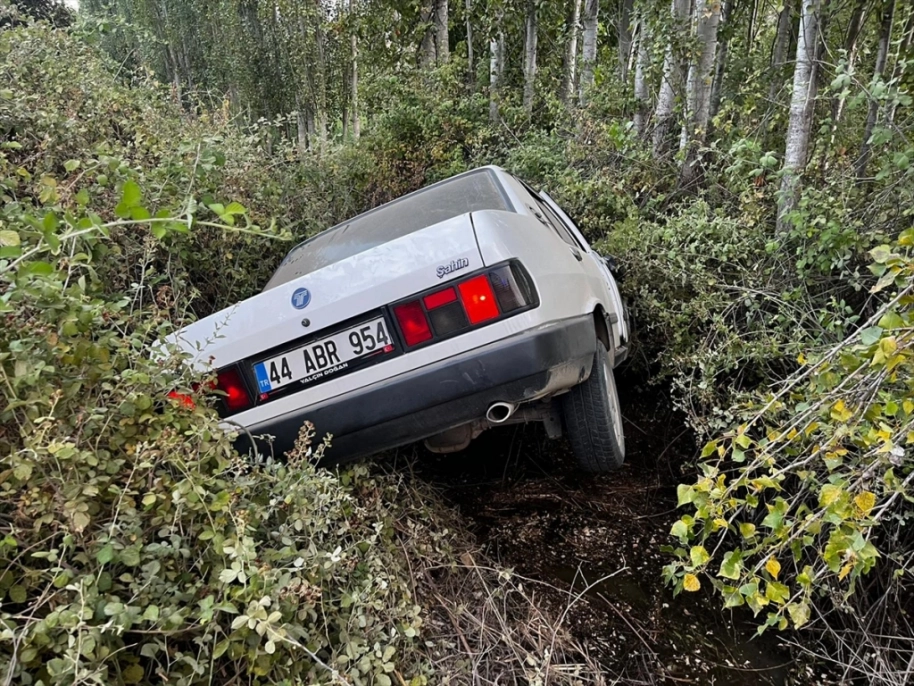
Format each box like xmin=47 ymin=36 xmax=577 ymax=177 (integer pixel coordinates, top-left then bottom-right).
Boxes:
xmin=486 ymin=402 xmax=517 ymax=424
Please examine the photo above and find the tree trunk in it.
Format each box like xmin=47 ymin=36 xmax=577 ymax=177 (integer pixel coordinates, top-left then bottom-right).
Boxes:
xmin=777 ymin=0 xmax=821 ymax=233
xmin=523 ymin=0 xmax=538 ymax=114
xmin=618 ymin=0 xmax=634 ymax=81
xmin=562 ymin=0 xmax=583 ymax=104
xmin=652 ymin=0 xmax=691 ymax=156
xmin=633 ymin=9 xmax=651 ymax=136
xmin=489 ymin=13 xmax=504 ymax=122
xmin=830 ymin=0 xmax=867 ymax=128
xmin=856 ymin=0 xmax=896 ymax=180
xmin=465 ymin=0 xmax=474 ymax=82
xmin=420 ymin=1 xmax=437 ymax=67
xmin=767 ymin=0 xmax=795 ymax=110
xmin=351 ymin=0 xmax=360 ymax=140
xmin=435 ymin=0 xmax=450 ymax=63
xmin=314 ymin=12 xmax=328 ymax=146
xmin=579 ymin=0 xmax=599 ymax=104
xmin=709 ymin=0 xmax=731 ymax=121
xmin=679 ymin=0 xmax=723 ymax=182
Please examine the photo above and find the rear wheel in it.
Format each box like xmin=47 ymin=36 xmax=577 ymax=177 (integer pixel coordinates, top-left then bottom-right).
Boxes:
xmin=561 ymin=337 xmax=626 ymax=472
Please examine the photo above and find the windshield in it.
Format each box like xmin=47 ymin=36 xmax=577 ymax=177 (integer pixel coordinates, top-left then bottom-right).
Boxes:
xmin=264 ymin=169 xmax=510 ymax=290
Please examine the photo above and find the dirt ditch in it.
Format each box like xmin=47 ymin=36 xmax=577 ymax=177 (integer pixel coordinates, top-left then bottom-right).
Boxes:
xmin=394 ymin=375 xmax=836 ymax=685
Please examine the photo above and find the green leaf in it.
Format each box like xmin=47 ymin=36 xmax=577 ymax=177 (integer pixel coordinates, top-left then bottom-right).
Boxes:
xmin=860 ymin=326 xmax=884 ymax=346
xmin=8 ymin=585 xmax=27 ymax=603
xmin=0 ymin=230 xmax=20 ymax=247
xmin=689 ymin=545 xmax=710 ymax=567
xmin=787 ymin=602 xmax=810 ymax=627
xmin=676 ymin=484 xmax=695 ymax=506
xmin=104 ymin=602 xmax=124 ymax=616
xmin=718 ymin=550 xmax=743 ymax=580
xmin=121 ymin=180 xmax=142 ymax=208
xmin=96 ymin=544 xmax=114 ymax=564
xmin=764 ymin=581 xmax=790 ymax=604
xmin=670 ymin=520 xmax=690 ymax=541
xmin=224 ymin=201 xmax=246 ymax=215
xmin=877 ymin=312 xmax=904 ymax=330
xmin=64 ymin=159 xmax=81 ymax=172
xmin=120 ymin=547 xmax=141 ymax=567
xmin=142 ymin=605 xmax=160 ymax=621
xmin=123 ymin=664 xmax=144 ymax=684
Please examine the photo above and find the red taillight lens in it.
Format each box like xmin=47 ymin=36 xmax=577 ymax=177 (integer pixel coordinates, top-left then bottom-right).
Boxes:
xmin=458 ymin=275 xmax=500 ymax=324
xmin=216 ymin=366 xmax=252 ymax=413
xmin=394 ymin=301 xmax=433 ymax=346
xmin=423 ymin=287 xmax=457 ymax=310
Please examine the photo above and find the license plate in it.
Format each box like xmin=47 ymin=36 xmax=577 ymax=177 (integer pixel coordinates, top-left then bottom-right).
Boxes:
xmin=253 ymin=317 xmax=394 ymax=393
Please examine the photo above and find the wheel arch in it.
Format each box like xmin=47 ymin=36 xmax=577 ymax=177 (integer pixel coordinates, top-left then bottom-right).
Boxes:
xmin=592 ymin=306 xmax=612 ymax=353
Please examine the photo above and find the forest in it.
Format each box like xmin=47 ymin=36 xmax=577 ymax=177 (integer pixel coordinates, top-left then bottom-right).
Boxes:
xmin=0 ymin=0 xmax=912 ymax=683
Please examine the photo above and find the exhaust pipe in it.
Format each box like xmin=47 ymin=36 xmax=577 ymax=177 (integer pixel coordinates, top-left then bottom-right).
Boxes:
xmin=486 ymin=402 xmax=517 ymax=424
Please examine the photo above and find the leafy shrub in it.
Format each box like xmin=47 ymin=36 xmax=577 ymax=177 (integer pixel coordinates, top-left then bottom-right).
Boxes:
xmin=663 ymin=234 xmax=913 ymax=635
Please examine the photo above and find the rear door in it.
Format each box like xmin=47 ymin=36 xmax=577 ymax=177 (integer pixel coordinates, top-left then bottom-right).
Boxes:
xmin=538 ymin=190 xmax=628 ymax=347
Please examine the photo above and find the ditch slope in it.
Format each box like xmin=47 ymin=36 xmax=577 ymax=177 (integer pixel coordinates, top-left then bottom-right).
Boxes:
xmin=396 ymin=377 xmax=834 ymax=685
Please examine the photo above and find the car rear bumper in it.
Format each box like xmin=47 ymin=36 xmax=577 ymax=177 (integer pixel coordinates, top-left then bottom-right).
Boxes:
xmin=234 ymin=314 xmax=597 ymax=462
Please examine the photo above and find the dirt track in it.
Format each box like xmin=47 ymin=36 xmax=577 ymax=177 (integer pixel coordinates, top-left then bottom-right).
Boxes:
xmin=399 ymin=375 xmax=834 ymax=685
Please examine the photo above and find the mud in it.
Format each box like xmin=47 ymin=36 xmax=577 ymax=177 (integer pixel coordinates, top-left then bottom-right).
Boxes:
xmin=395 ymin=375 xmax=836 ymax=685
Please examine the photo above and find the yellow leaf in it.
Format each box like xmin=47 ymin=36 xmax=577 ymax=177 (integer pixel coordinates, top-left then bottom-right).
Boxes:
xmin=683 ymin=574 xmax=701 ymax=592
xmin=797 ymin=353 xmax=807 ymax=365
xmin=838 ymin=563 xmax=853 ymax=581
xmin=830 ymin=399 xmax=852 ymax=422
xmin=712 ymin=518 xmax=729 ymax=530
xmin=903 ymin=401 xmax=913 ymax=415
xmin=765 ymin=557 xmax=781 ymax=580
xmin=854 ymin=491 xmax=876 ymax=515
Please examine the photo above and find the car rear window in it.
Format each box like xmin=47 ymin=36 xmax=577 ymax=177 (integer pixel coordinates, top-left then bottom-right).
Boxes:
xmin=264 ymin=169 xmax=510 ymax=290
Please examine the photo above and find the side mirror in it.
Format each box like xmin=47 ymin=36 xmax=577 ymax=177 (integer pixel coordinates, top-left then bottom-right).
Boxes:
xmin=598 ymin=253 xmax=625 ymax=282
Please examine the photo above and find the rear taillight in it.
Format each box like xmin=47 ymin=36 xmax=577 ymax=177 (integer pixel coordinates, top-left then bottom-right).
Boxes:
xmin=458 ymin=275 xmax=500 ymax=325
xmin=393 ymin=262 xmax=534 ymax=349
xmin=393 ymin=301 xmax=433 ymax=346
xmin=216 ymin=366 xmax=252 ymax=413
xmin=168 ymin=367 xmax=252 ymax=415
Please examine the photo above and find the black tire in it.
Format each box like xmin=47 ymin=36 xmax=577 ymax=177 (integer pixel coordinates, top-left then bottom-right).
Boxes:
xmin=561 ymin=337 xmax=626 ymax=472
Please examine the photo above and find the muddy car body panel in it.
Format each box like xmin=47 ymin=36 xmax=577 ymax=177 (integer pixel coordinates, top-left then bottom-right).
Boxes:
xmin=169 ymin=166 xmax=629 ymax=468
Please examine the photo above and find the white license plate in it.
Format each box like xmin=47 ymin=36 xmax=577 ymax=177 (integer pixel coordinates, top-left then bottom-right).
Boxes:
xmin=253 ymin=317 xmax=393 ymax=394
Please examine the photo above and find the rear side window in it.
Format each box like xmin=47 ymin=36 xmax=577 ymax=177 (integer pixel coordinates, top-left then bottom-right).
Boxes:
xmin=264 ymin=170 xmax=510 ymax=290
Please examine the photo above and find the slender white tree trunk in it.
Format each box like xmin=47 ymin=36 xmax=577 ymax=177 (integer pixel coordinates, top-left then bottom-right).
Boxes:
xmin=633 ymin=10 xmax=651 ymax=136
xmin=523 ymin=0 xmax=538 ymax=114
xmin=652 ymin=0 xmax=691 ymax=155
xmin=420 ymin=1 xmax=437 ymax=67
xmin=579 ymin=0 xmax=599 ymax=104
xmin=465 ymin=0 xmax=474 ymax=80
xmin=777 ymin=0 xmax=821 ymax=232
xmin=562 ymin=0 xmax=582 ymax=104
xmin=856 ymin=0 xmax=895 ymax=180
xmin=679 ymin=0 xmax=722 ymax=156
xmin=767 ymin=0 xmax=794 ymax=108
xmin=435 ymin=0 xmax=450 ymax=63
xmin=709 ymin=0 xmax=731 ymax=120
xmin=489 ymin=13 xmax=504 ymax=122
xmin=350 ymin=0 xmax=360 ymax=140
xmin=618 ymin=0 xmax=634 ymax=81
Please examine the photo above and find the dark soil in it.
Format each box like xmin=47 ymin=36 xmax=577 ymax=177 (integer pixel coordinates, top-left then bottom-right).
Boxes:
xmin=393 ymin=374 xmax=837 ymax=685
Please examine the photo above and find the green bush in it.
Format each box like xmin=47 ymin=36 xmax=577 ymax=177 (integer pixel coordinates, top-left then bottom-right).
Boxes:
xmin=0 ymin=199 xmax=444 ymax=684
xmin=662 ymin=234 xmax=914 ymax=631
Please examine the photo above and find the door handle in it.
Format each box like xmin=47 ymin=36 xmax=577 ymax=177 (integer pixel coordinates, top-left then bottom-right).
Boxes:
xmin=570 ymin=247 xmax=583 ymax=261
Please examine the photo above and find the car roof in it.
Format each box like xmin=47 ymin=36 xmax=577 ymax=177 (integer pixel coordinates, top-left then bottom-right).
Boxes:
xmin=263 ymin=166 xmax=516 ymax=291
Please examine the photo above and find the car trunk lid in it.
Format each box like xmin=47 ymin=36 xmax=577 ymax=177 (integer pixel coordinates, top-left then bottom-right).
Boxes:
xmin=171 ymin=214 xmax=485 ymax=371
